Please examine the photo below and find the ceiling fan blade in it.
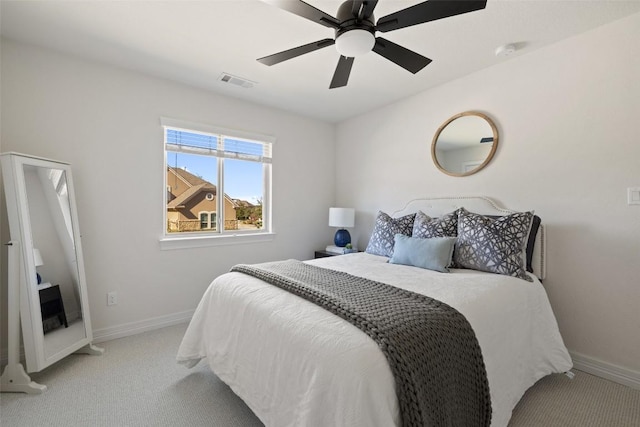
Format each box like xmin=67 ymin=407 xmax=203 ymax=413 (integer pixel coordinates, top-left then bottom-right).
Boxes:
xmin=372 ymin=37 xmax=432 ymax=74
xmin=262 ymin=0 xmax=340 ymax=29
xmin=376 ymin=0 xmax=487 ymax=33
xmin=330 ymin=56 xmax=355 ymax=89
xmin=351 ymin=0 xmax=378 ymax=21
xmin=257 ymin=39 xmax=335 ymax=66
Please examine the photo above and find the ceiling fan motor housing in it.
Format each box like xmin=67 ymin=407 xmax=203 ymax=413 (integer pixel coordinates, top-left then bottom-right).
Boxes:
xmin=335 ymin=1 xmax=376 ymax=57
xmin=336 ymin=1 xmax=375 ymax=35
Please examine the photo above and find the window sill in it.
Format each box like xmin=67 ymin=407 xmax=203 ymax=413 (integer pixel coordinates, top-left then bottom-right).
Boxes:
xmin=159 ymin=232 xmax=276 ymax=250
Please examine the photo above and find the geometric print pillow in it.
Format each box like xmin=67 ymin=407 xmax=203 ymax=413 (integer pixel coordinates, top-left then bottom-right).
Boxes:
xmin=486 ymin=213 xmax=541 ymax=274
xmin=365 ymin=211 xmax=416 ymax=257
xmin=453 ymin=208 xmax=534 ymax=282
xmin=412 ymin=210 xmax=458 ymax=238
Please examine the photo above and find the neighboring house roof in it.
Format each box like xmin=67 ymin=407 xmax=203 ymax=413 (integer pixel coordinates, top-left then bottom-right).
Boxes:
xmin=167 ymin=183 xmax=206 ymax=209
xmin=167 ymin=166 xmax=235 ymax=209
xmin=232 ymin=199 xmax=255 ymax=208
xmin=168 ymin=166 xmax=216 ymax=193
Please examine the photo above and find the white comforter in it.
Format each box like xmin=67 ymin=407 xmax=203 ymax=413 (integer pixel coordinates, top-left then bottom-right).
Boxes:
xmin=177 ymin=253 xmax=572 ymax=427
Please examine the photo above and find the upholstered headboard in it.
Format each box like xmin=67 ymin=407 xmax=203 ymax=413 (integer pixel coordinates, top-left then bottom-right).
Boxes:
xmin=391 ymin=196 xmax=545 ymax=280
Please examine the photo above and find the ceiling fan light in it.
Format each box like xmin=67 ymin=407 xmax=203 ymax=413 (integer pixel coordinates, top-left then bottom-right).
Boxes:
xmin=335 ymin=30 xmax=375 ymax=57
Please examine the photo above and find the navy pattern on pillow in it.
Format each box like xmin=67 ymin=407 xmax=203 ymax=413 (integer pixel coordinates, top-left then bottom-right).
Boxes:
xmin=412 ymin=210 xmax=458 ymax=239
xmin=365 ymin=211 xmax=416 ymax=257
xmin=454 ymin=208 xmax=534 ymax=282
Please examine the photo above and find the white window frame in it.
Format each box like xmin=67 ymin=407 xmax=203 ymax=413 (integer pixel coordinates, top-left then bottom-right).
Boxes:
xmin=160 ymin=117 xmax=275 ymax=250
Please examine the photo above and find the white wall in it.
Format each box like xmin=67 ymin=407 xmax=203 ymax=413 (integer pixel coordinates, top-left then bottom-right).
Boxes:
xmin=0 ymin=39 xmax=335 ymax=348
xmin=1 ymin=12 xmax=638 ymax=386
xmin=336 ymin=13 xmax=640 ymax=376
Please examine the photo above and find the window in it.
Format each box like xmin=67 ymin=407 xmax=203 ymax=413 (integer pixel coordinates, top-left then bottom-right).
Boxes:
xmin=198 ymin=211 xmax=217 ymax=230
xmin=162 ymin=118 xmax=273 ymax=246
xmin=211 ymin=212 xmax=217 ymax=230
xmin=199 ymin=212 xmax=209 ymax=229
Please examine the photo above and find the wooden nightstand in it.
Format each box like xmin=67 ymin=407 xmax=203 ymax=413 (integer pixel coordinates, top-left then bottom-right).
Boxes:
xmin=39 ymin=284 xmax=68 ymax=332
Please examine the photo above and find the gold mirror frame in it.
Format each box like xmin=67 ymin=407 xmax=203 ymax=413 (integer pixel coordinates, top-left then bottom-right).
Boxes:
xmin=431 ymin=111 xmax=499 ymax=177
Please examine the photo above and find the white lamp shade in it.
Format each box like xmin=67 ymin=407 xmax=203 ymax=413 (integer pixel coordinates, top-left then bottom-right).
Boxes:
xmin=335 ymin=30 xmax=375 ymax=57
xmin=329 ymin=208 xmax=355 ymax=228
xmin=33 ymin=248 xmax=44 ymax=267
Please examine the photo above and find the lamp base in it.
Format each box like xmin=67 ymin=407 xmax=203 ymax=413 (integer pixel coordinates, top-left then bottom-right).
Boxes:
xmin=334 ymin=229 xmax=351 ymax=247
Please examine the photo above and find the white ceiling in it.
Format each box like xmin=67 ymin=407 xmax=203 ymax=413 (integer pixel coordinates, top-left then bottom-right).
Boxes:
xmin=2 ymin=0 xmax=640 ymax=123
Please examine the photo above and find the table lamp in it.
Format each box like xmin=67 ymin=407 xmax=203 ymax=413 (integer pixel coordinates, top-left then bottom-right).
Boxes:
xmin=329 ymin=207 xmax=355 ymax=247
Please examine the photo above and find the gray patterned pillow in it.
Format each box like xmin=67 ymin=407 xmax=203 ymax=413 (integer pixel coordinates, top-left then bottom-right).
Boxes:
xmin=454 ymin=208 xmax=534 ymax=282
xmin=365 ymin=211 xmax=416 ymax=257
xmin=412 ymin=210 xmax=458 ymax=238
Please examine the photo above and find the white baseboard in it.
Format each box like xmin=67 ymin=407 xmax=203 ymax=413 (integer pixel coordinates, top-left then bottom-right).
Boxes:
xmin=91 ymin=309 xmax=194 ymax=344
xmin=571 ymin=351 xmax=640 ymax=390
xmin=1 ymin=310 xmax=193 ymax=366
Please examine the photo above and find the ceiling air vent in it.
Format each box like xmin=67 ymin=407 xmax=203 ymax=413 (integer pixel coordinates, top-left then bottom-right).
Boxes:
xmin=218 ymin=73 xmax=255 ymax=89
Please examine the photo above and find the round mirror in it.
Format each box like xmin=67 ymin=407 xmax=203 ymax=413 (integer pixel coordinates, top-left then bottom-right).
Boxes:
xmin=431 ymin=111 xmax=498 ymax=177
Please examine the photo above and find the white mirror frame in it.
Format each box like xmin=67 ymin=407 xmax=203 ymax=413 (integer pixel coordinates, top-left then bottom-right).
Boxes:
xmin=1 ymin=152 xmax=102 ymax=393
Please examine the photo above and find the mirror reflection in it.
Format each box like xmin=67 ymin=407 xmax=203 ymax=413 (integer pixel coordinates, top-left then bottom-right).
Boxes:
xmin=431 ymin=111 xmax=499 ymax=177
xmin=23 ymin=165 xmax=87 ymax=359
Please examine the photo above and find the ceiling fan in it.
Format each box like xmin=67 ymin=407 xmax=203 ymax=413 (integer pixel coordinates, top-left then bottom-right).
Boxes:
xmin=257 ymin=0 xmax=488 ymax=89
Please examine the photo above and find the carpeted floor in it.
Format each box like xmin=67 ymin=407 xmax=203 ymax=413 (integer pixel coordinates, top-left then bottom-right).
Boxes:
xmin=1 ymin=324 xmax=638 ymax=426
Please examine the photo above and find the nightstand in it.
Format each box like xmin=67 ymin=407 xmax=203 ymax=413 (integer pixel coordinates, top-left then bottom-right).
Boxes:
xmin=314 ymin=250 xmax=339 ymax=258
xmin=39 ymin=284 xmax=68 ymax=332
xmin=314 ymin=250 xmax=358 ymax=258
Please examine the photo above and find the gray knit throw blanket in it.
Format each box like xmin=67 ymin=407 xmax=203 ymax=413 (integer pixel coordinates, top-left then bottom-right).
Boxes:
xmin=231 ymin=260 xmax=491 ymax=427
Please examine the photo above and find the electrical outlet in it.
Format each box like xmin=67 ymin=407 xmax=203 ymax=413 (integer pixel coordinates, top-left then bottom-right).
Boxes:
xmin=107 ymin=291 xmax=117 ymax=306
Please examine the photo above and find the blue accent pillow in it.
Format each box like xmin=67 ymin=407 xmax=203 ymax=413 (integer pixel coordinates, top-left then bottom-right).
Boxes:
xmin=388 ymin=234 xmax=457 ymax=273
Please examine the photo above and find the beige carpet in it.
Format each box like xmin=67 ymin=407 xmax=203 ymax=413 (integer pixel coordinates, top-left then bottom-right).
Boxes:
xmin=1 ymin=324 xmax=638 ymax=426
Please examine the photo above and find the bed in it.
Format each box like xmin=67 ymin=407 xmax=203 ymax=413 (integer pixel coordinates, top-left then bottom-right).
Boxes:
xmin=177 ymin=196 xmax=572 ymax=427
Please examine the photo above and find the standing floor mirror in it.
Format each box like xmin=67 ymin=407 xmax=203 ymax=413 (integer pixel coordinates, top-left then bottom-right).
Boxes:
xmin=1 ymin=152 xmax=102 ymax=393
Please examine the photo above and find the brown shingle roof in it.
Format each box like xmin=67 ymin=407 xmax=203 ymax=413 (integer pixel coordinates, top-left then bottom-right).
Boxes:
xmin=167 ymin=166 xmax=216 ymax=193
xmin=232 ymin=199 xmax=255 ymax=208
xmin=167 ymin=183 xmax=206 ymax=209
xmin=166 ymin=166 xmax=236 ymax=210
